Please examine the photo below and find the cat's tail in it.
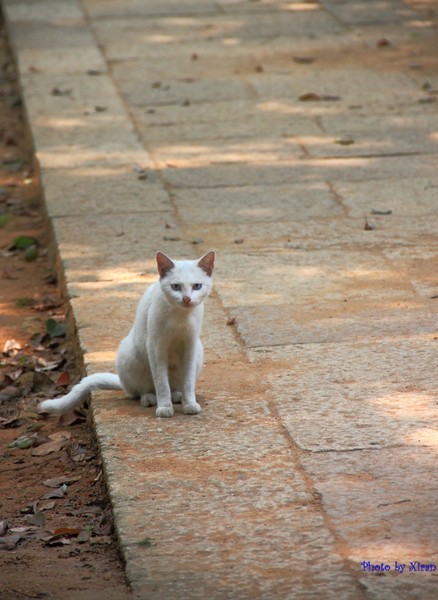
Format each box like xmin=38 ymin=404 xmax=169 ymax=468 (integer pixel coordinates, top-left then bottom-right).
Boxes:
xmin=37 ymin=373 xmax=123 ymax=415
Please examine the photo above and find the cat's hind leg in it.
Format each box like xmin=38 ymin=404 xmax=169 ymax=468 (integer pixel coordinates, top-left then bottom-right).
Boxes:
xmin=140 ymin=393 xmax=157 ymax=407
xmin=171 ymin=391 xmax=182 ymax=404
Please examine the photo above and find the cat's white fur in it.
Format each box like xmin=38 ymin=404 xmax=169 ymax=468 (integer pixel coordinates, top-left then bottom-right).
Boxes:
xmin=38 ymin=251 xmax=215 ymax=418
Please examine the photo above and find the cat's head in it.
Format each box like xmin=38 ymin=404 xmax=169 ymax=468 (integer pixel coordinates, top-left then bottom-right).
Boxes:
xmin=156 ymin=251 xmax=215 ymax=309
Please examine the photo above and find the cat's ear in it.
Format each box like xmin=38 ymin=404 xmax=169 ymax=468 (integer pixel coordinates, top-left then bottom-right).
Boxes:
xmin=198 ymin=251 xmax=215 ymax=277
xmin=156 ymin=251 xmax=175 ymax=279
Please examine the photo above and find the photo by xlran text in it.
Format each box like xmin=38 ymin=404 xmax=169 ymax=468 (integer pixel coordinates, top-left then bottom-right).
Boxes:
xmin=361 ymin=561 xmax=437 ymax=573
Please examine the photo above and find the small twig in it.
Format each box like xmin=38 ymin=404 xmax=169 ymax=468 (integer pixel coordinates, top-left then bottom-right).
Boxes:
xmin=10 ymin=589 xmax=47 ymax=599
xmin=0 ymin=455 xmax=60 ymax=474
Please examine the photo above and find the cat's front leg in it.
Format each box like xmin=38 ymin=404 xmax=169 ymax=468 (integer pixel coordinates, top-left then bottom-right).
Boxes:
xmin=155 ymin=385 xmax=174 ymax=418
xmin=148 ymin=348 xmax=174 ymax=418
xmin=181 ymin=340 xmax=202 ymax=415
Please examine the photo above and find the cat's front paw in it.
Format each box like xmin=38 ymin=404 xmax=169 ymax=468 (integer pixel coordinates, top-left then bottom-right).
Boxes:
xmin=156 ymin=405 xmax=174 ymax=418
xmin=182 ymin=402 xmax=201 ymax=415
xmin=140 ymin=393 xmax=157 ymax=407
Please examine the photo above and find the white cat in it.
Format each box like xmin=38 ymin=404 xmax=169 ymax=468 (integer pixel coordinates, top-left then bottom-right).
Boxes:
xmin=38 ymin=251 xmax=215 ymax=418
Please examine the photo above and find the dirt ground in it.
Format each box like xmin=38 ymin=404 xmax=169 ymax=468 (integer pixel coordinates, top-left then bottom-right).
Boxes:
xmin=0 ymin=18 xmax=131 ymax=600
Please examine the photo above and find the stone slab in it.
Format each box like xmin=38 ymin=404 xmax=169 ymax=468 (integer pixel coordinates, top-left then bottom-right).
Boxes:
xmin=112 ymin=62 xmax=252 ymax=107
xmin=201 ymin=295 xmax=242 ymax=360
xmin=82 ymin=0 xmax=219 ymax=18
xmin=358 ymin=575 xmax=438 ymax=600
xmin=42 ymin=168 xmax=170 ymax=217
xmin=6 ymin=20 xmax=106 ymax=74
xmin=301 ymin=446 xmax=438 ymax=598
xmin=92 ymin=360 xmax=359 ymax=599
xmin=118 ymin=502 xmax=357 ymax=599
xmin=320 ymin=0 xmax=416 ymax=25
xmin=18 ymin=74 xmax=152 ymax=169
xmin=301 ymin=114 xmax=438 ymax=157
xmin=20 ymin=73 xmax=129 ymax=119
xmin=382 ymin=245 xmax=438 ymax=300
xmin=334 ymin=178 xmax=438 ymax=218
xmin=17 ymin=73 xmax=153 ymax=169
xmin=94 ymin=39 xmax=259 ymax=76
xmin=68 ymin=286 xmax=147 ymax=357
xmin=230 ymin=300 xmax=436 ymax=347
xmin=212 ymin=248 xmax=417 ymax=308
xmin=158 ymin=154 xmax=438 ymax=188
xmin=3 ymin=0 xmax=84 ymax=21
xmin=51 ymin=212 xmax=185 ymax=284
xmin=247 ymin=69 xmax=423 ymax=111
xmin=301 ymin=446 xmax=438 ymax=560
xmin=172 ymin=182 xmax=341 ymax=223
xmin=148 ymin=137 xmax=304 ymax=168
xmin=182 ymin=215 xmax=438 ymax=256
xmin=249 ymin=338 xmax=438 ymax=451
xmin=92 ymin=11 xmax=343 ymax=63
xmin=131 ymin=101 xmax=322 ymax=142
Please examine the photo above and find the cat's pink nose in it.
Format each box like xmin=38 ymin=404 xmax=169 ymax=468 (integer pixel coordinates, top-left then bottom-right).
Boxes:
xmin=182 ymin=296 xmax=191 ymax=305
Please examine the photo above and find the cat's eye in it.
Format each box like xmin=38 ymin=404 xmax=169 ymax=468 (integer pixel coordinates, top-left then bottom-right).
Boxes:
xmin=171 ymin=284 xmax=181 ymax=291
xmin=192 ymin=283 xmax=202 ymax=291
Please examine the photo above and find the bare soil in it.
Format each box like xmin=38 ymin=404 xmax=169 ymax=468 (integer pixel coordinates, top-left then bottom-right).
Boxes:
xmin=0 ymin=18 xmax=131 ymax=600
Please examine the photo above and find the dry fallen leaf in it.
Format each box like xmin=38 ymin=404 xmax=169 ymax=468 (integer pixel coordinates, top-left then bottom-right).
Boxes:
xmin=49 ymin=431 xmax=72 ymax=442
xmin=0 ymin=520 xmax=8 ymax=536
xmin=43 ymin=475 xmax=79 ymax=488
xmin=51 ymin=87 xmax=72 ymax=96
xmin=35 ymin=357 xmax=64 ymax=371
xmin=299 ymin=92 xmax=321 ymax=101
xmin=53 ymin=527 xmax=82 ymax=536
xmin=8 ymin=435 xmax=34 ymax=449
xmin=2 ymin=339 xmax=21 ymax=355
xmin=25 ymin=510 xmax=46 ymax=527
xmin=45 ymin=536 xmax=71 ymax=546
xmin=0 ymin=416 xmax=26 ymax=429
xmin=299 ymin=92 xmax=341 ymax=102
xmin=55 ymin=371 xmax=70 ymax=387
xmin=71 ymin=446 xmax=88 ymax=462
xmin=364 ymin=218 xmax=376 ymax=231
xmin=377 ymin=38 xmax=391 ymax=47
xmin=31 ymin=439 xmax=65 ymax=456
xmin=0 ymin=532 xmax=22 ymax=550
xmin=293 ymin=56 xmax=315 ymax=64
xmin=4 ymin=369 xmax=23 ymax=381
xmin=42 ymin=487 xmax=66 ymax=500
xmin=334 ymin=138 xmax=354 ymax=145
xmin=78 ymin=529 xmax=91 ymax=543
xmin=32 ymin=297 xmax=62 ymax=312
xmin=58 ymin=411 xmax=86 ymax=426
xmin=0 ymin=387 xmax=21 ymax=406
xmin=371 ymin=209 xmax=392 ymax=215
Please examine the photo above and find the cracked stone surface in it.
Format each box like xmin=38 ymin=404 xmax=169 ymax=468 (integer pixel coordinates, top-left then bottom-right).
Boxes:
xmin=4 ymin=0 xmax=438 ymax=598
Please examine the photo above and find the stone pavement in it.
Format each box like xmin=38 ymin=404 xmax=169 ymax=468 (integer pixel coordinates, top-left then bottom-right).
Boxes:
xmin=4 ymin=0 xmax=438 ymax=597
